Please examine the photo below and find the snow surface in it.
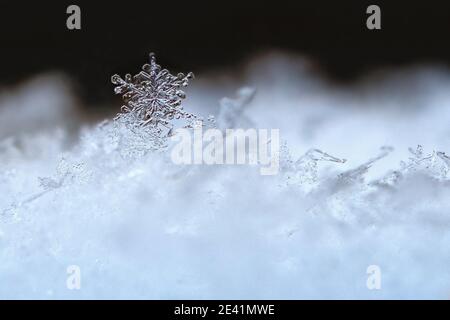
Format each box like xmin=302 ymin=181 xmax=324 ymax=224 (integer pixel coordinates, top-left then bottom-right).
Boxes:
xmin=1 ymin=53 xmax=450 ymax=299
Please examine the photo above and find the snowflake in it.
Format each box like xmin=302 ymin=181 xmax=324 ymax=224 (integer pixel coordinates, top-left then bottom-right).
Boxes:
xmin=111 ymin=53 xmax=197 ymax=134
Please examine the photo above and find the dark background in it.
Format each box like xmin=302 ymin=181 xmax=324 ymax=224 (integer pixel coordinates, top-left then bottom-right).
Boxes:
xmin=1 ymin=1 xmax=449 ymax=103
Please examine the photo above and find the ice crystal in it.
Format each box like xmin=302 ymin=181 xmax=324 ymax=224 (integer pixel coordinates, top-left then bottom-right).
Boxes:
xmin=2 ymin=159 xmax=86 ymax=219
xmin=400 ymin=145 xmax=450 ymax=179
xmin=294 ymin=149 xmax=346 ymax=184
xmin=111 ymin=53 xmax=197 ymax=134
xmin=279 ymin=141 xmax=295 ymax=172
xmin=217 ymin=87 xmax=256 ymax=129
xmin=280 ymin=144 xmax=346 ymax=190
xmin=338 ymin=146 xmax=393 ymax=184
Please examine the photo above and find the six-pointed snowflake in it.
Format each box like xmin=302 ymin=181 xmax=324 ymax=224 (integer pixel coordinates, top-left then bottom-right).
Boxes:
xmin=111 ymin=53 xmax=197 ymax=134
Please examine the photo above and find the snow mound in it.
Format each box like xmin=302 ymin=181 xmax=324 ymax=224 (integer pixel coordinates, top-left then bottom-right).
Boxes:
xmin=1 ymin=54 xmax=450 ymax=299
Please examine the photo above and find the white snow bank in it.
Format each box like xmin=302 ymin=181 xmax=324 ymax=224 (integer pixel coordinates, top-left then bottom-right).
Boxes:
xmin=1 ymin=53 xmax=450 ymax=299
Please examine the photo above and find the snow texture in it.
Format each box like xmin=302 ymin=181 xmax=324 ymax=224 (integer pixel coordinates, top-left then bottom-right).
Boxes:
xmin=1 ymin=52 xmax=450 ymax=299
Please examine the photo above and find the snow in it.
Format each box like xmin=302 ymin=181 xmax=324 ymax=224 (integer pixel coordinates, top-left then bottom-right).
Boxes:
xmin=1 ymin=53 xmax=450 ymax=299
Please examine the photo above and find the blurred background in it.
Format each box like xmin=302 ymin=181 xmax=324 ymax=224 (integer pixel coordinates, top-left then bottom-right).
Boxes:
xmin=1 ymin=1 xmax=450 ymax=105
xmin=1 ymin=0 xmax=450 ymax=143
